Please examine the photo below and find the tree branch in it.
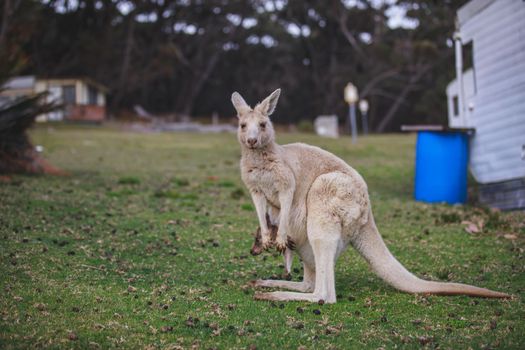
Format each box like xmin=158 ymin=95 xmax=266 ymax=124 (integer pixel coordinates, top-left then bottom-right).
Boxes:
xmin=360 ymin=69 xmax=399 ymax=98
xmin=338 ymin=10 xmax=367 ymax=61
xmin=376 ymin=63 xmax=433 ymax=132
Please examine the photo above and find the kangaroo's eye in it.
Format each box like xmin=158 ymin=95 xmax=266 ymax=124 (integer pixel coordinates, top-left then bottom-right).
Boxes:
xmin=240 ymin=123 xmax=246 ymax=129
xmin=259 ymin=122 xmax=266 ymax=129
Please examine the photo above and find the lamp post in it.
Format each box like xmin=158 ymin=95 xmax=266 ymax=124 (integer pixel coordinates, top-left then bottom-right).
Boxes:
xmin=344 ymin=82 xmax=358 ymax=144
xmin=359 ymin=99 xmax=369 ymax=135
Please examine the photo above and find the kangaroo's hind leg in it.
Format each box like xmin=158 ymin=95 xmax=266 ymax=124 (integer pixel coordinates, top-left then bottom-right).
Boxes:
xmin=250 ymin=262 xmax=314 ymax=292
xmin=254 ymin=216 xmax=342 ymax=303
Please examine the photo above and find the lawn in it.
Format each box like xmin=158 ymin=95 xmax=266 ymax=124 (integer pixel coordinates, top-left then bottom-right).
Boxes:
xmin=1 ymin=125 xmax=523 ymax=349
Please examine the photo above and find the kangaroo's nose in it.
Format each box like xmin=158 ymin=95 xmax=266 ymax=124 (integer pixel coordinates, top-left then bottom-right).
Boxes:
xmin=247 ymin=138 xmax=257 ymax=146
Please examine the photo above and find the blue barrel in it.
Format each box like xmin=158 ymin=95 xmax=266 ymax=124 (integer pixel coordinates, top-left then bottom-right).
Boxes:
xmin=414 ymin=131 xmax=469 ymax=204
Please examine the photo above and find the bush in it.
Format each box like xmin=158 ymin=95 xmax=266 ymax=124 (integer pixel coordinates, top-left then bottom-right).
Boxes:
xmin=118 ymin=176 xmax=141 ymax=185
xmin=297 ymin=119 xmax=314 ymax=133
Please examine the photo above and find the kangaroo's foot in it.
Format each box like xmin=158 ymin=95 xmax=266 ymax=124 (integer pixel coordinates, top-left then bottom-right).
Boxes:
xmin=254 ymin=291 xmax=336 ymax=304
xmin=256 ymin=217 xmax=341 ymax=304
xmin=250 ymin=279 xmax=313 ymax=292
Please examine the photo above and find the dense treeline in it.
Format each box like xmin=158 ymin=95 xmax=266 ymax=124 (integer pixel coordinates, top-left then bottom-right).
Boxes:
xmin=1 ymin=0 xmax=467 ymax=131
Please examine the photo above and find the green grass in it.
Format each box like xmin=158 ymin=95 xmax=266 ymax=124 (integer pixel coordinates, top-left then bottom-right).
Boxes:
xmin=1 ymin=125 xmax=523 ymax=349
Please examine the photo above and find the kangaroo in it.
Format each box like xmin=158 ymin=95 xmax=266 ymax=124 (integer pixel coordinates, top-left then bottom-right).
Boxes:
xmin=232 ymin=88 xmax=510 ymax=303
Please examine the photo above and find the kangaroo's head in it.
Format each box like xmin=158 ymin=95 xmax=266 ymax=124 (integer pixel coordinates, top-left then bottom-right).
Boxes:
xmin=231 ymin=89 xmax=281 ymax=150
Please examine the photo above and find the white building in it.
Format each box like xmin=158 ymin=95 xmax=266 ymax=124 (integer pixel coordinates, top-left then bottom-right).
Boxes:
xmin=446 ymin=0 xmax=525 ymax=210
xmin=1 ymin=76 xmax=107 ymax=122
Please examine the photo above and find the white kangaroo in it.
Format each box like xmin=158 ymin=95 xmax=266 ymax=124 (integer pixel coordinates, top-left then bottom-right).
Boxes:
xmin=233 ymin=88 xmax=510 ymax=303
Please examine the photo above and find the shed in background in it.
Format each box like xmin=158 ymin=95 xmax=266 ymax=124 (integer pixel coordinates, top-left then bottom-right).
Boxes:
xmin=1 ymin=76 xmax=108 ymax=122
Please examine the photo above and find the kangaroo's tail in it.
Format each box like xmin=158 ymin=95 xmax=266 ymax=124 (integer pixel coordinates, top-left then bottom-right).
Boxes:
xmin=353 ymin=211 xmax=511 ymax=298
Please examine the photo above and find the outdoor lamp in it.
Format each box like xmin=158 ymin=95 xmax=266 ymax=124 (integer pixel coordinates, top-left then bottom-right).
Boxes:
xmin=359 ymin=99 xmax=369 ymax=135
xmin=344 ymin=83 xmax=358 ymax=105
xmin=344 ymin=83 xmax=359 ymax=143
xmin=358 ymin=99 xmax=369 ymax=114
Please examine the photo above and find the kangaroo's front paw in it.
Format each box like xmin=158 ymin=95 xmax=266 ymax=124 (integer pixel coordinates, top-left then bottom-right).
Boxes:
xmin=275 ymin=235 xmax=287 ymax=253
xmin=261 ymin=234 xmax=273 ymax=250
xmin=286 ymin=236 xmax=296 ymax=250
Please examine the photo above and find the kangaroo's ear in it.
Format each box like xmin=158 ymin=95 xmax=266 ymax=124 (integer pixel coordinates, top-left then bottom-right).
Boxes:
xmin=231 ymin=92 xmax=251 ymax=116
xmin=255 ymin=88 xmax=281 ymax=116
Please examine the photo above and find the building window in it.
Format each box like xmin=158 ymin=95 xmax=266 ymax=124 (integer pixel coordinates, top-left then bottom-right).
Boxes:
xmin=88 ymin=86 xmax=98 ymax=105
xmin=462 ymin=41 xmax=473 ymax=72
xmin=452 ymin=95 xmax=459 ymax=117
xmin=462 ymin=41 xmax=477 ymax=93
xmin=62 ymin=85 xmax=76 ymax=104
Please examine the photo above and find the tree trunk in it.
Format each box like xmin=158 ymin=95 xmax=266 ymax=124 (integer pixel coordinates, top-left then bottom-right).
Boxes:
xmin=111 ymin=16 xmax=135 ymax=111
xmin=376 ymin=65 xmax=431 ymax=132
xmin=179 ymin=51 xmax=221 ymax=119
xmin=375 ymin=83 xmax=412 ymax=132
xmin=0 ymin=0 xmax=12 ymax=48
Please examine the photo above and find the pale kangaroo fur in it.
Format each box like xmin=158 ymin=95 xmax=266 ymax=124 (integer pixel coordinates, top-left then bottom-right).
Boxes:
xmin=232 ymin=89 xmax=510 ymax=303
